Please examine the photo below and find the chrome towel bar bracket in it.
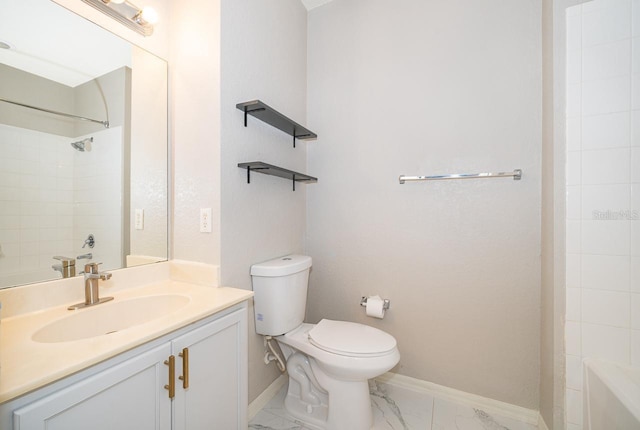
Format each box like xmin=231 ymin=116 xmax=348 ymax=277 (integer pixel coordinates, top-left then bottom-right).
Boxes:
xmin=399 ymin=169 xmax=522 ymax=184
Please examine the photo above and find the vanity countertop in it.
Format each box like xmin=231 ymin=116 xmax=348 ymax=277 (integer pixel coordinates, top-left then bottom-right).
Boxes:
xmin=0 ymin=280 xmax=253 ymax=403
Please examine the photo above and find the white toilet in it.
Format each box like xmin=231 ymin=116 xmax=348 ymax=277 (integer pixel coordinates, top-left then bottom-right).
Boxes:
xmin=251 ymin=255 xmax=400 ymax=430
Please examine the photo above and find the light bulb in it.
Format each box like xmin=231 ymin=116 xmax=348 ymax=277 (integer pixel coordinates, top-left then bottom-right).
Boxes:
xmin=140 ymin=6 xmax=158 ymax=25
xmin=108 ymin=0 xmax=126 ymax=4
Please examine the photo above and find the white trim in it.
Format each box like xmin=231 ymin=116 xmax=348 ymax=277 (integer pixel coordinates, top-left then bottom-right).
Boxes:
xmin=248 ymin=375 xmax=287 ymax=421
xmin=377 ymin=372 xmax=540 ymax=426
xmin=539 ymin=414 xmax=550 ymax=430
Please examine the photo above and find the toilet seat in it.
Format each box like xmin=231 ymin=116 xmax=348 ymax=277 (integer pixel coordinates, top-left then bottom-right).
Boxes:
xmin=308 ymin=319 xmax=397 ymax=357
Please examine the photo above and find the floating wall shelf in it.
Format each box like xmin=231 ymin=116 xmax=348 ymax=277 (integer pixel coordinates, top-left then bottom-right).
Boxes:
xmin=238 ymin=162 xmax=317 ymax=191
xmin=236 ymin=100 xmax=317 ymax=148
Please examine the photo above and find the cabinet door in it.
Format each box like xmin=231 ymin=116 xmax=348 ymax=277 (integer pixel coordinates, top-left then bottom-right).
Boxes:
xmin=172 ymin=308 xmax=247 ymax=430
xmin=13 ymin=343 xmax=172 ymax=430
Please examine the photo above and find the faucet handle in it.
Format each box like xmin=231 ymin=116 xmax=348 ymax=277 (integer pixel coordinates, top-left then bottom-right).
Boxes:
xmin=84 ymin=262 xmax=102 ymax=274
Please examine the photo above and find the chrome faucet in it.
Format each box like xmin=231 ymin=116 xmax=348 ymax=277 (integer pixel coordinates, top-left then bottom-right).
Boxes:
xmin=68 ymin=262 xmax=113 ymax=310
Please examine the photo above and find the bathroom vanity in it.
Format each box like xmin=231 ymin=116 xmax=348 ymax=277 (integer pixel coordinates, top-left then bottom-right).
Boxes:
xmin=0 ymin=261 xmax=253 ymax=430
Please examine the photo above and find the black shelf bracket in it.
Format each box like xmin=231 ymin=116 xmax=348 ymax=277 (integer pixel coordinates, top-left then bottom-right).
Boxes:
xmin=239 ymin=162 xmax=317 ymax=192
xmin=237 ymin=100 xmax=317 ymax=148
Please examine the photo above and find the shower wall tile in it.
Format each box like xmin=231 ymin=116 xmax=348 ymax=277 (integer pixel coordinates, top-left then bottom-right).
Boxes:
xmin=581 ymin=184 xmax=629 ymax=220
xmin=583 ymin=39 xmax=630 ymax=81
xmin=631 ymin=294 xmax=640 ymax=329
xmin=567 ymin=151 xmax=582 ymax=185
xmin=565 ymin=388 xmax=583 ymax=426
xmin=632 ymin=329 xmax=640 ymax=365
xmin=566 ymin=5 xmax=638 ymax=424
xmin=582 ymin=0 xmax=607 ymax=14
xmin=565 ymin=354 xmax=583 ymax=390
xmin=582 ymin=112 xmax=629 ymax=150
xmin=581 ymin=148 xmax=630 ymax=184
xmin=581 ymin=254 xmax=630 ymax=291
xmin=633 ymin=73 xmax=640 ymax=110
xmin=582 ymin=0 xmax=631 ymax=47
xmin=567 ymin=48 xmax=582 ymax=85
xmin=566 ymin=13 xmax=582 ymax=51
xmin=632 ymin=257 xmax=640 ymax=292
xmin=566 ymin=321 xmax=582 ymax=356
xmin=567 ymin=117 xmax=582 ymax=151
xmin=632 ymin=222 xmax=640 ymax=257
xmin=632 ymin=148 xmax=640 ymax=182
xmin=0 ymin=124 xmax=122 ymax=287
xmin=567 ymin=287 xmax=582 ymax=321
xmin=582 ymin=289 xmax=630 ymax=327
xmin=581 ymin=220 xmax=629 ymax=255
xmin=582 ymin=76 xmax=630 ymax=115
xmin=582 ymin=322 xmax=630 ymax=362
xmin=566 ymin=186 xmax=581 ymax=220
xmin=567 ymin=84 xmax=582 ymax=117
xmin=635 ymin=38 xmax=640 ymax=74
xmin=566 ymin=253 xmax=581 ymax=289
xmin=566 ymin=220 xmax=582 ymax=254
xmin=633 ymin=112 xmax=640 ymax=146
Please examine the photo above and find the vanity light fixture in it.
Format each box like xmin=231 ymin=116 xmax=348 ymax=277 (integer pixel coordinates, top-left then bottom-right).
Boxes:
xmin=81 ymin=0 xmax=158 ymax=36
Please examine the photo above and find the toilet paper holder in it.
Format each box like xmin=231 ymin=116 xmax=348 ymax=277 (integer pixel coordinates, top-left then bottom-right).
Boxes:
xmin=360 ymin=296 xmax=390 ymax=310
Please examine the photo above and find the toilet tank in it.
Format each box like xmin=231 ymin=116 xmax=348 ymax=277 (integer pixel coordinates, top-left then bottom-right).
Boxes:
xmin=250 ymin=255 xmax=312 ymax=336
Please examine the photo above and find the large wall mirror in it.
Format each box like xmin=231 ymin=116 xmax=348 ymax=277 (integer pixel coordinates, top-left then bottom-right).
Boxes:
xmin=0 ymin=0 xmax=168 ymax=289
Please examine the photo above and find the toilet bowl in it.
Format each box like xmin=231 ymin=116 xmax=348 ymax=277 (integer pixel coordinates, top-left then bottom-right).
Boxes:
xmin=276 ymin=322 xmax=400 ymax=429
xmin=250 ymin=255 xmax=400 ymax=430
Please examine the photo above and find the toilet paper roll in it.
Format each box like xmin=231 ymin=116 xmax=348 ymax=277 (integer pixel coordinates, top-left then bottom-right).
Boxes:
xmin=365 ymin=295 xmax=385 ymax=319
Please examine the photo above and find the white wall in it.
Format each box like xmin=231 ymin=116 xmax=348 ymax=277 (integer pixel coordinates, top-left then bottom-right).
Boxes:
xmin=219 ymin=0 xmax=308 ymax=402
xmin=564 ymin=1 xmax=640 ymax=428
xmin=306 ymin=0 xmax=542 ymax=409
xmin=129 ymin=48 xmax=168 ymax=260
xmin=169 ymin=0 xmax=221 ymax=266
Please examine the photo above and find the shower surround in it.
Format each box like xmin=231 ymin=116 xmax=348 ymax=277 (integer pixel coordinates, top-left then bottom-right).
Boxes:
xmin=564 ymin=1 xmax=640 ymax=428
xmin=0 ymin=124 xmax=123 ymax=287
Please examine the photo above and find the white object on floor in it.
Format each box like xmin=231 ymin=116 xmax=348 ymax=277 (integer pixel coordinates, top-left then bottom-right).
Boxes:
xmin=251 ymin=255 xmax=400 ymax=430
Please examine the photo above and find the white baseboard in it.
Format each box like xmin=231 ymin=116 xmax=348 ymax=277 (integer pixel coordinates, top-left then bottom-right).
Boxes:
xmin=248 ymin=374 xmax=287 ymax=421
xmin=377 ymin=372 xmax=540 ymax=426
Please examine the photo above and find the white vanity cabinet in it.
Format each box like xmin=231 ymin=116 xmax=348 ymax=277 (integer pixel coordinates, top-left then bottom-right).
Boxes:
xmin=13 ymin=344 xmax=172 ymax=430
xmin=171 ymin=309 xmax=247 ymax=430
xmin=5 ymin=304 xmax=248 ymax=430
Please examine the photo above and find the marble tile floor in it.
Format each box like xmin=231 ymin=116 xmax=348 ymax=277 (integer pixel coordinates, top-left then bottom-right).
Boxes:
xmin=249 ymin=380 xmax=539 ymax=430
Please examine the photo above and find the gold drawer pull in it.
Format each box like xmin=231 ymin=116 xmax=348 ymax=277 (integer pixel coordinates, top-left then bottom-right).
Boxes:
xmin=179 ymin=348 xmax=189 ymax=389
xmin=164 ymin=355 xmax=175 ymax=399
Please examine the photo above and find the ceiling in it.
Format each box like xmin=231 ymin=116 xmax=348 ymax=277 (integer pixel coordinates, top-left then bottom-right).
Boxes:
xmin=0 ymin=0 xmax=131 ymax=87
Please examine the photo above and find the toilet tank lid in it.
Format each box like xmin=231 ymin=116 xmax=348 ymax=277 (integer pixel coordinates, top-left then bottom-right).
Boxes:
xmin=250 ymin=255 xmax=312 ymax=277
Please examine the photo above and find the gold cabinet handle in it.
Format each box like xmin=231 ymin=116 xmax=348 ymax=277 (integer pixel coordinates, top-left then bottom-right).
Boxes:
xmin=164 ymin=355 xmax=175 ymax=399
xmin=179 ymin=347 xmax=189 ymax=389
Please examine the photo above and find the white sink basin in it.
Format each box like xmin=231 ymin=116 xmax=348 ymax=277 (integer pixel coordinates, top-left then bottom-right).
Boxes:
xmin=32 ymin=294 xmax=191 ymax=343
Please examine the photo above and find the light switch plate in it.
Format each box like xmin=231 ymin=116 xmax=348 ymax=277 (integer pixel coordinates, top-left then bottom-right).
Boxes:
xmin=200 ymin=208 xmax=212 ymax=233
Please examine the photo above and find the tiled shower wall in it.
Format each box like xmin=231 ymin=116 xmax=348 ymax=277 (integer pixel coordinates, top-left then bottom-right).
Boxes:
xmin=0 ymin=124 xmax=122 ymax=288
xmin=72 ymin=126 xmax=123 ymax=272
xmin=565 ymin=1 xmax=640 ymax=429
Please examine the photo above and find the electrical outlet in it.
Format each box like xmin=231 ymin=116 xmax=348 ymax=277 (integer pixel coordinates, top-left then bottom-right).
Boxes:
xmin=135 ymin=209 xmax=144 ymax=230
xmin=200 ymin=208 xmax=212 ymax=233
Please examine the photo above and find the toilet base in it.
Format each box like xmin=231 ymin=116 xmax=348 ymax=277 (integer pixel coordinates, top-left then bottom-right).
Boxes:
xmin=283 ymin=355 xmax=374 ymax=430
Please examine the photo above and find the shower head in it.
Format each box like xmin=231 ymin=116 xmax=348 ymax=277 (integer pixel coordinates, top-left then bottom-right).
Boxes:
xmin=70 ymin=137 xmax=93 ymax=152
